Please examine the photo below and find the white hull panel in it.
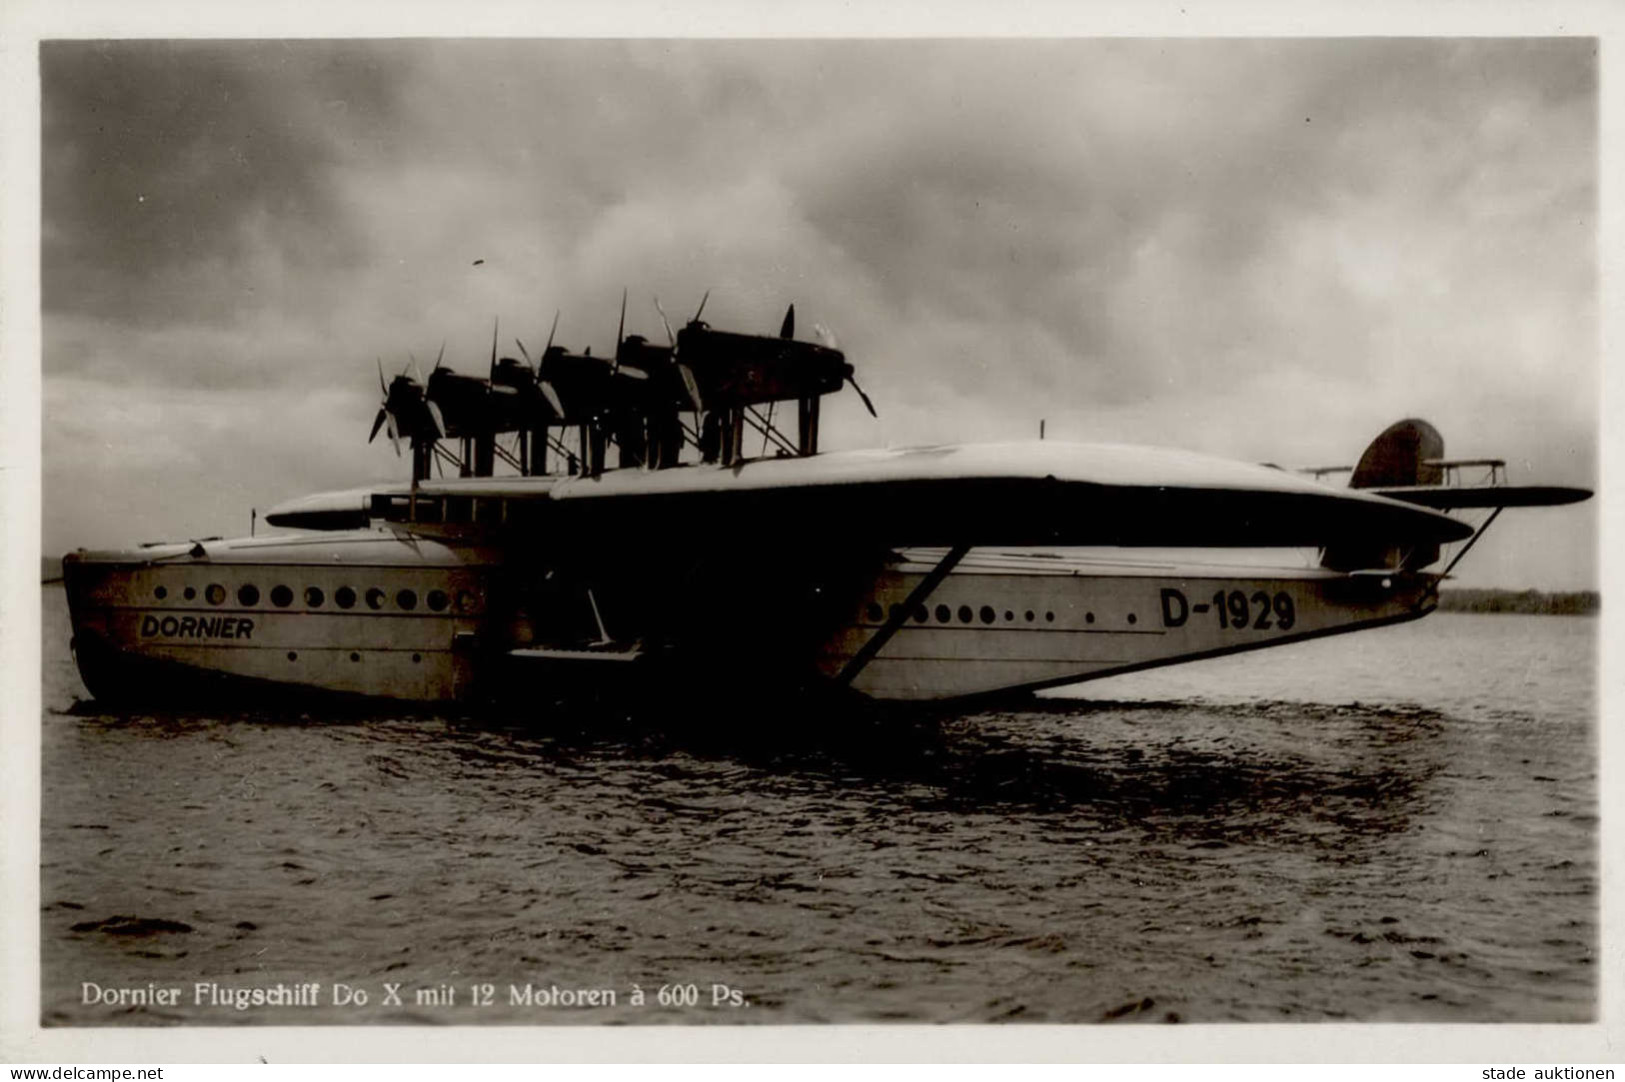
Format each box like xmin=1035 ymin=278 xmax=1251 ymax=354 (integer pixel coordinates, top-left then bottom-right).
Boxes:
xmin=821 ymin=553 xmax=1436 ymax=700
xmin=65 ymin=532 xmax=495 ymax=703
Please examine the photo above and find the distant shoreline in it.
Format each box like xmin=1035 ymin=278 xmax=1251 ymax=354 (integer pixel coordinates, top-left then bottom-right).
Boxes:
xmin=1434 ymin=588 xmax=1599 ymax=616
xmin=37 ymin=556 xmax=1597 ymax=614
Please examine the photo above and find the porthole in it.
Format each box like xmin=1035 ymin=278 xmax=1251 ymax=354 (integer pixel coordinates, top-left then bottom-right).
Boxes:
xmin=865 ymin=602 xmax=883 ymax=622
xmin=154 ymin=585 xmax=167 ymax=600
xmin=913 ymin=607 xmax=928 ymax=623
xmin=935 ymin=604 xmax=951 ymax=623
xmin=286 ymin=651 xmax=298 ymax=662
xmin=1004 ymin=610 xmax=1014 ymax=622
xmin=427 ymin=590 xmax=449 ymax=612
xmin=979 ymin=605 xmax=996 ymax=624
xmin=455 ymin=590 xmax=477 ymax=613
xmin=1127 ymin=613 xmax=1138 ymax=625
xmin=335 ymin=586 xmax=356 ymax=609
xmin=184 ymin=586 xmax=197 ymax=601
xmin=1085 ymin=612 xmax=1095 ymax=624
xmin=205 ymin=584 xmax=226 ymax=606
xmin=365 ymin=587 xmax=386 ymax=610
xmin=1045 ymin=611 xmax=1055 ymax=623
xmin=271 ymin=585 xmax=293 ymax=608
xmin=958 ymin=605 xmax=973 ymax=624
xmin=305 ymin=586 xmax=325 ymax=608
xmin=397 ymin=588 xmax=418 ymax=611
xmin=411 ymin=653 xmax=422 ymax=664
xmin=237 ymin=584 xmax=260 ymax=607
xmin=349 ymin=652 xmax=361 ymax=662
xmin=1024 ymin=610 xmax=1035 ymax=622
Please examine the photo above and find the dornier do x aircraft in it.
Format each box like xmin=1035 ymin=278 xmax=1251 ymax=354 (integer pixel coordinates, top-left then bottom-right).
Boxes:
xmin=62 ymin=294 xmax=1591 ymax=707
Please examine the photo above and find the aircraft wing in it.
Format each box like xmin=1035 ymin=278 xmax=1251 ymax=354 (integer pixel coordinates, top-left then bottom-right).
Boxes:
xmin=507 ymin=442 xmax=1474 ymax=548
xmin=271 ymin=442 xmax=1476 ymax=547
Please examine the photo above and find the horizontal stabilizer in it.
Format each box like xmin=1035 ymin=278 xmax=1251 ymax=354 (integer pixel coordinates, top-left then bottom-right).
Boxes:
xmin=1372 ymin=484 xmax=1593 ymax=510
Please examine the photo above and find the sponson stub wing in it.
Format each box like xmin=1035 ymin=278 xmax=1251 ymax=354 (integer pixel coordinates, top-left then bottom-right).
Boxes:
xmin=262 ymin=485 xmax=408 ymax=531
xmin=524 ymin=441 xmax=1473 ymax=550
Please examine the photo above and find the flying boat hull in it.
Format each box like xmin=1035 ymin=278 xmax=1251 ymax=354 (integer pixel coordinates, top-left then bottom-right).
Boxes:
xmin=62 ymin=532 xmax=1438 ymax=709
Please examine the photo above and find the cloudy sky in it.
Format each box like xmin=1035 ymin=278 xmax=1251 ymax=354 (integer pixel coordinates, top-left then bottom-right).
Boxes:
xmin=39 ymin=38 xmax=1598 ymax=588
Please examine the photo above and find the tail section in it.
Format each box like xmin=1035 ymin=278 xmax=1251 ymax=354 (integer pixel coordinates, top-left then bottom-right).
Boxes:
xmin=1318 ymin=417 xmax=1592 ymax=575
xmin=1322 ymin=419 xmax=1444 ymax=572
xmin=1349 ymin=419 xmax=1444 ymax=490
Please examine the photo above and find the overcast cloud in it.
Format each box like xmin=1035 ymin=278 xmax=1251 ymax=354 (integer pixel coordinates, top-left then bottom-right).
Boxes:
xmin=40 ymin=38 xmax=1598 ymax=588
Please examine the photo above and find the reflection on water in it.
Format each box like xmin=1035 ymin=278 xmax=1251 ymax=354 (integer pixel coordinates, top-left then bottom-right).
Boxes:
xmin=39 ymin=588 xmax=1596 ymax=1024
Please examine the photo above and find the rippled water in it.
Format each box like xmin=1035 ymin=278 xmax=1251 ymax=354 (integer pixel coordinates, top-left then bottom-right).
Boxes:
xmin=39 ymin=586 xmax=1597 ymax=1025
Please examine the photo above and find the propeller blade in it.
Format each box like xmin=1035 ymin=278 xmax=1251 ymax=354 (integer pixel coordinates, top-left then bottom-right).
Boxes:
xmin=780 ymin=304 xmax=795 ymax=340
xmin=407 ymin=352 xmax=420 ymax=381
xmin=691 ymin=289 xmax=709 ymax=324
xmin=616 ymin=289 xmax=627 ymax=351
xmin=514 ymin=337 xmax=532 ymax=366
xmin=654 ymin=296 xmax=675 ymax=348
xmin=813 ymin=323 xmax=840 ymax=351
xmin=386 ymin=414 xmax=402 ymax=457
xmin=544 ymin=310 xmax=559 ymax=354
xmin=539 ymin=379 xmax=565 ymax=418
xmin=614 ymin=364 xmax=651 ymax=382
xmin=426 ymin=399 xmax=446 ymax=440
xmin=431 ymin=341 xmax=446 ymax=375
xmin=489 ymin=317 xmax=499 ymax=380
xmin=847 ymin=374 xmax=878 ymax=418
xmin=677 ymin=362 xmax=704 ymax=414
xmin=377 ymin=358 xmax=387 ymax=397
xmin=369 ymin=408 xmax=388 ymax=443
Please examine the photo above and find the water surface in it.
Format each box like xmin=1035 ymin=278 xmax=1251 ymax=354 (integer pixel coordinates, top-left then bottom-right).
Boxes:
xmin=40 ymin=587 xmax=1596 ymax=1024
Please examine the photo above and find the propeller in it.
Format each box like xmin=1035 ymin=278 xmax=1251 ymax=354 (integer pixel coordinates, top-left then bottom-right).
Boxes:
xmin=514 ymin=336 xmax=566 ymax=418
xmin=542 ymin=310 xmax=560 ymax=363
xmin=846 ymin=373 xmax=878 ymax=419
xmin=489 ymin=317 xmax=500 ymax=381
xmin=593 ymin=290 xmax=652 ymax=383
xmin=654 ymin=295 xmax=705 ymax=413
xmin=615 ymin=289 xmax=627 ymax=362
xmin=780 ymin=303 xmax=795 ymax=340
xmin=654 ymin=295 xmax=674 ymax=347
xmin=369 ymin=358 xmax=390 ymax=444
xmin=812 ymin=323 xmax=876 ymax=418
xmin=370 ymin=349 xmax=446 ymax=457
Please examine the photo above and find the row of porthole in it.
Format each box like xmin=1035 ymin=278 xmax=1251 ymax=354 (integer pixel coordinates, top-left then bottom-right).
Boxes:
xmin=863 ymin=602 xmax=1136 ymax=627
xmin=284 ymin=650 xmax=424 ymax=663
xmin=152 ymin=582 xmax=458 ymax=613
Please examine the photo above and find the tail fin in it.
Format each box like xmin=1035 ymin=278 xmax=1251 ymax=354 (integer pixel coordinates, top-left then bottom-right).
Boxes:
xmin=1323 ymin=419 xmax=1444 ymax=572
xmin=1349 ymin=419 xmax=1444 ymax=490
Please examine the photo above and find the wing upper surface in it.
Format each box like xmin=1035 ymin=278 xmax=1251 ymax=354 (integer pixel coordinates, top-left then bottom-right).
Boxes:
xmin=269 ymin=442 xmax=1475 ymax=547
xmin=527 ymin=442 xmax=1473 ymax=547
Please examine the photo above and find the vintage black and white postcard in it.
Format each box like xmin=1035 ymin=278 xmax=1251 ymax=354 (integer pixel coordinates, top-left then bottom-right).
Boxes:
xmin=4 ymin=0 xmax=1618 ymax=1067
